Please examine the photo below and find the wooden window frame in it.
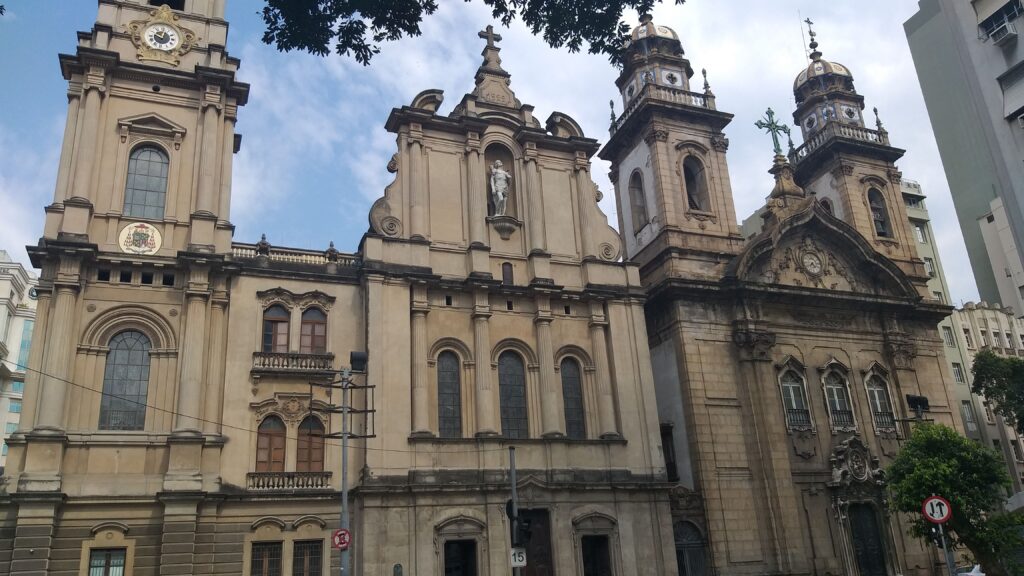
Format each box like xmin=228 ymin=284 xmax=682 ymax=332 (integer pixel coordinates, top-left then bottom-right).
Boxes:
xmin=299 ymin=307 xmax=328 ymax=354
xmin=256 ymin=416 xmax=287 ymax=472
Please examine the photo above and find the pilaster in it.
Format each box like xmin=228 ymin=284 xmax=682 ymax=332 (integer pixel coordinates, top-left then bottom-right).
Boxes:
xmin=9 ymin=493 xmax=64 ymax=576
xmin=410 ymin=282 xmax=432 ymax=437
xmin=534 ymin=294 xmax=562 ymax=437
xmin=472 ymin=290 xmax=498 ymax=436
xmin=588 ymin=301 xmax=618 ymax=438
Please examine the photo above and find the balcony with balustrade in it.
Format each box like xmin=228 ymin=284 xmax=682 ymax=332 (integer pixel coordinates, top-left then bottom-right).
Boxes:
xmin=247 ymin=471 xmax=333 ymax=492
xmin=607 ymin=82 xmax=730 ymax=146
xmin=786 ymin=408 xmax=813 ymax=430
xmin=788 ymin=120 xmax=903 ymax=179
xmin=830 ymin=409 xmax=856 ymax=430
xmin=251 ymin=351 xmax=335 ymax=377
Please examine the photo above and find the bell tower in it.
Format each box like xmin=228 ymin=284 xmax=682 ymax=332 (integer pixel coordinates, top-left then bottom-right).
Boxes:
xmin=788 ymin=22 xmax=924 ymax=281
xmin=599 ymin=15 xmax=744 ymax=270
xmin=17 ymin=0 xmax=247 ymax=510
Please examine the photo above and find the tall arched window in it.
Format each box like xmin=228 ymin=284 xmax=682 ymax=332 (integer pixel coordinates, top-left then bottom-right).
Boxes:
xmin=296 ymin=416 xmax=325 ymax=472
xmin=683 ymin=156 xmax=710 ymax=212
xmin=437 ymin=351 xmax=463 ymax=439
xmin=824 ymin=371 xmax=856 ymax=430
xmin=628 ymin=170 xmax=649 ymax=233
xmin=780 ymin=369 xmax=810 ymax=430
xmin=123 ymin=145 xmax=169 ymax=219
xmin=256 ymin=416 xmax=286 ymax=472
xmin=868 ymin=188 xmax=890 ymax=237
xmin=561 ymin=358 xmax=586 ymax=439
xmin=498 ymin=351 xmax=528 ymax=439
xmin=673 ymin=521 xmax=707 ymax=576
xmin=300 ymin=307 xmax=327 ymax=354
xmin=262 ymin=305 xmax=289 ymax=353
xmin=866 ymin=375 xmax=896 ymax=430
xmin=99 ymin=330 xmax=152 ymax=430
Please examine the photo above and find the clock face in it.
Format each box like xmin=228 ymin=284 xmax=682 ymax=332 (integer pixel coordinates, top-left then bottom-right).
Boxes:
xmin=802 ymin=252 xmax=823 ymax=275
xmin=144 ymin=24 xmax=180 ymax=51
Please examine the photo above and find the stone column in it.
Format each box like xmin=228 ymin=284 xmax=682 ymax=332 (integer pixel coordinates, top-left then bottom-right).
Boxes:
xmin=218 ymin=117 xmax=236 ymax=222
xmin=53 ymin=93 xmax=81 ymax=203
xmin=9 ymin=495 xmax=63 ymax=575
xmin=524 ymin=147 xmax=546 ymax=253
xmin=175 ymin=289 xmax=209 ymax=433
xmin=588 ymin=302 xmax=618 ymax=438
xmin=70 ymin=84 xmax=103 ymax=201
xmin=575 ymin=157 xmax=597 ymax=258
xmin=158 ymin=495 xmax=201 ymax=576
xmin=19 ymin=286 xmax=51 ymax=431
xmin=644 ymin=128 xmax=677 ymax=228
xmin=410 ymin=284 xmax=431 ymax=436
xmin=473 ymin=291 xmax=498 ymax=435
xmin=202 ymin=292 xmax=228 ymax=435
xmin=36 ymin=285 xmax=78 ymax=430
xmin=466 ymin=133 xmax=487 ymax=245
xmin=196 ymin=96 xmax=221 ymax=215
xmin=733 ymin=323 xmax=806 ymax=573
xmin=535 ymin=296 xmax=562 ymax=436
xmin=409 ymin=129 xmax=426 ymax=239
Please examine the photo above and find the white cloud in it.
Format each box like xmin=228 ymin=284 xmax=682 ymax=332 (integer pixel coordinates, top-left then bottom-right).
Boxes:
xmin=0 ymin=120 xmax=61 ymax=270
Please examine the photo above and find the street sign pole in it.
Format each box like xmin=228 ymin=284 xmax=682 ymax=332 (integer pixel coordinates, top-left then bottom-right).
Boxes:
xmin=922 ymin=495 xmax=956 ymax=576
xmin=341 ymin=367 xmax=350 ymax=576
xmin=937 ymin=521 xmax=956 ymax=576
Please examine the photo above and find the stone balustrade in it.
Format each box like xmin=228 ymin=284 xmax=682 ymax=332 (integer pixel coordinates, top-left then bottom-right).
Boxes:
xmin=790 ymin=121 xmax=890 ymax=163
xmin=252 ymin=351 xmax=335 ymax=374
xmin=246 ymin=471 xmax=333 ymax=491
xmin=612 ymin=83 xmax=716 ymax=134
xmin=231 ymin=242 xmax=359 ymax=267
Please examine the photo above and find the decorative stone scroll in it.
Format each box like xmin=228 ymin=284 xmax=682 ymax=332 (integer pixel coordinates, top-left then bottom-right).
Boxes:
xmin=732 ymin=327 xmax=776 ymax=360
xmin=257 ymin=287 xmax=336 ymax=312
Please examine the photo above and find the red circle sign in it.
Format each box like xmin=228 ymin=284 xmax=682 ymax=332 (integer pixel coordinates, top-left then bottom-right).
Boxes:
xmin=922 ymin=496 xmax=952 ymax=524
xmin=332 ymin=528 xmax=351 ymax=550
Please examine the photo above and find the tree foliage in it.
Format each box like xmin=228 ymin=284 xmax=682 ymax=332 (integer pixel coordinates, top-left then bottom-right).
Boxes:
xmin=972 ymin=348 xmax=1024 ymax=435
xmin=260 ymin=0 xmax=684 ymax=65
xmin=887 ymin=423 xmax=1023 ymax=575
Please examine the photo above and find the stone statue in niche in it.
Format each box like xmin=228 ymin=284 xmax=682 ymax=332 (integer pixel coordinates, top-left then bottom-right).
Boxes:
xmin=490 ymin=160 xmax=512 ymax=216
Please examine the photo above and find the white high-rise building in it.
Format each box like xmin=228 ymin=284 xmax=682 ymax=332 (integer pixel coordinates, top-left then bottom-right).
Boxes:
xmin=0 ymin=251 xmax=37 ymax=472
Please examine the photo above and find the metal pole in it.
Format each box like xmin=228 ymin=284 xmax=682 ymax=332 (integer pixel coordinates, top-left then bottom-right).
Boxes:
xmin=938 ymin=522 xmax=956 ymax=576
xmin=510 ymin=446 xmax=521 ymax=576
xmin=341 ymin=368 xmax=350 ymax=576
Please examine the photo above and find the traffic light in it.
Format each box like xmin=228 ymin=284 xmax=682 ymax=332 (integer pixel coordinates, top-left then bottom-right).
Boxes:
xmin=513 ymin=517 xmax=532 ymax=547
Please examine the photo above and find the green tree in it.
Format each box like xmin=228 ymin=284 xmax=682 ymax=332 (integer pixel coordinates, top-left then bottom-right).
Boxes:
xmin=887 ymin=423 xmax=1023 ymax=575
xmin=972 ymin=348 xmax=1024 ymax=434
xmin=260 ymin=0 xmax=684 ymax=65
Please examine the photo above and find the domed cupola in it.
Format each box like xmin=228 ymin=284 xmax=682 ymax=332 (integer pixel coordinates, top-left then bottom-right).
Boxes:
xmin=615 ymin=14 xmax=693 ymax=108
xmin=791 ymin=21 xmax=865 ymax=140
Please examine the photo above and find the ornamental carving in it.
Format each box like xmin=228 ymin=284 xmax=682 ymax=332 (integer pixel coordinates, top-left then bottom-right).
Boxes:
xmin=758 ymin=235 xmax=858 ymax=291
xmin=732 ymin=328 xmax=776 ymax=360
xmin=668 ymin=485 xmax=703 ymax=512
xmin=251 ymin=393 xmax=328 ymax=424
xmin=257 ymin=287 xmax=336 ymax=312
xmin=710 ymin=132 xmax=730 ymax=152
xmin=126 ymin=5 xmax=199 ymax=67
xmin=827 ymin=437 xmax=888 ymax=521
xmin=791 ymin=311 xmax=856 ymax=329
xmin=644 ymin=129 xmax=669 ymax=145
xmin=883 ymin=331 xmax=917 ymax=370
xmin=829 ymin=163 xmax=855 ymax=180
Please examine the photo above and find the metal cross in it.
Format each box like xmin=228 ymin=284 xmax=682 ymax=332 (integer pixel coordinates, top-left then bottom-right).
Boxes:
xmin=804 ymin=18 xmax=816 ymax=40
xmin=479 ymin=25 xmax=502 ymax=48
xmin=755 ymin=108 xmax=792 ymax=155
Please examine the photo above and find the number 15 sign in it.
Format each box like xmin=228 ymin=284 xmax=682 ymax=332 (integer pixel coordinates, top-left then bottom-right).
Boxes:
xmin=922 ymin=495 xmax=952 ymax=524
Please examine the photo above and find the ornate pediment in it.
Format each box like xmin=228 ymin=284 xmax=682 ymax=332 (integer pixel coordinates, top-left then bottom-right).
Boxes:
xmin=117 ymin=113 xmax=187 ymax=148
xmin=250 ymin=393 xmax=329 ymax=424
xmin=257 ymin=287 xmax=335 ymax=311
xmin=828 ymin=436 xmax=884 ymax=490
xmin=726 ymin=200 xmax=918 ymax=299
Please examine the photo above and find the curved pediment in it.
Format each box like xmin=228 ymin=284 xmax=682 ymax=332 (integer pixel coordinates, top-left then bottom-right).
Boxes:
xmin=727 ymin=201 xmax=918 ymax=299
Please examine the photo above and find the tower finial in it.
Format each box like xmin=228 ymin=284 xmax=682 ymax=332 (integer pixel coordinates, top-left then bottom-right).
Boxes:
xmin=702 ymin=68 xmax=712 ymax=94
xmin=609 ymin=99 xmax=617 ymax=127
xmin=755 ymin=107 xmax=792 ymax=157
xmin=804 ymin=17 xmax=821 ymax=60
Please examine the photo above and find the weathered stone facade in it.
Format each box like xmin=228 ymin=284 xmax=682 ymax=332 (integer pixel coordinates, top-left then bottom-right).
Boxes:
xmin=600 ymin=18 xmax=960 ymax=576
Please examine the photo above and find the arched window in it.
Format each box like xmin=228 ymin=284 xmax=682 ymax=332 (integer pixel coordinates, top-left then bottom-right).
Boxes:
xmin=824 ymin=371 xmax=856 ymax=430
xmin=673 ymin=521 xmax=707 ymax=576
xmin=780 ymin=369 xmax=811 ymax=430
xmin=99 ymin=330 xmax=152 ymax=430
xmin=437 ymin=351 xmax=463 ymax=439
xmin=262 ymin=305 xmax=289 ymax=353
xmin=256 ymin=416 xmax=286 ymax=472
xmin=502 ymin=262 xmax=514 ymax=286
xmin=297 ymin=416 xmax=325 ymax=472
xmin=123 ymin=145 xmax=169 ymax=219
xmin=300 ymin=307 xmax=327 ymax=354
xmin=683 ymin=156 xmax=710 ymax=212
xmin=820 ymin=198 xmax=834 ymax=215
xmin=868 ymin=188 xmax=890 ymax=237
xmin=561 ymin=358 xmax=586 ymax=439
xmin=628 ymin=170 xmax=649 ymax=233
xmin=866 ymin=375 xmax=896 ymax=430
xmin=498 ymin=351 xmax=528 ymax=439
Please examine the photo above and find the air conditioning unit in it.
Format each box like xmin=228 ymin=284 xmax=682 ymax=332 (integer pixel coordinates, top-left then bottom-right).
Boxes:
xmin=991 ymin=20 xmax=1018 ymax=47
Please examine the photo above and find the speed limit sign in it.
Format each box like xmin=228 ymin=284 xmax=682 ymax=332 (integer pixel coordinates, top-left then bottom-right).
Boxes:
xmin=922 ymin=495 xmax=952 ymax=524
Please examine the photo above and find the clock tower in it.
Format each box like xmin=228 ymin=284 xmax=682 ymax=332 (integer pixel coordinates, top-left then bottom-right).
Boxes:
xmin=10 ymin=1 xmax=247 ymax=573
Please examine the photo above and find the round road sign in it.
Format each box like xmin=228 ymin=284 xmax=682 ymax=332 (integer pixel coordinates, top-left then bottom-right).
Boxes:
xmin=332 ymin=528 xmax=352 ymax=550
xmin=922 ymin=495 xmax=952 ymax=524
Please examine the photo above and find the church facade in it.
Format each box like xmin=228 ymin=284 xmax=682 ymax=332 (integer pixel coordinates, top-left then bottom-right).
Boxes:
xmin=0 ymin=2 xmax=960 ymax=576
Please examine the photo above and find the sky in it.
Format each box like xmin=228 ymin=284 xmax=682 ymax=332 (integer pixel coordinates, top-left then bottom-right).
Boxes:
xmin=0 ymin=0 xmax=980 ymax=304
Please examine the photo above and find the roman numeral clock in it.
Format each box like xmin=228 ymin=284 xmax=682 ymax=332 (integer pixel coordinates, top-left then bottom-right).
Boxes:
xmin=127 ymin=4 xmax=198 ymax=67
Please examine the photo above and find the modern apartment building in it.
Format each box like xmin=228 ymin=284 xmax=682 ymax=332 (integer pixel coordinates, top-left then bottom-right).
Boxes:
xmin=0 ymin=251 xmax=37 ymax=472
xmin=906 ymin=0 xmax=1024 ymax=316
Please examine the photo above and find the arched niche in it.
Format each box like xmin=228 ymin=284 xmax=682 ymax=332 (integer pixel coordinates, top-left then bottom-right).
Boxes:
xmin=484 ymin=143 xmax=516 ymax=218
